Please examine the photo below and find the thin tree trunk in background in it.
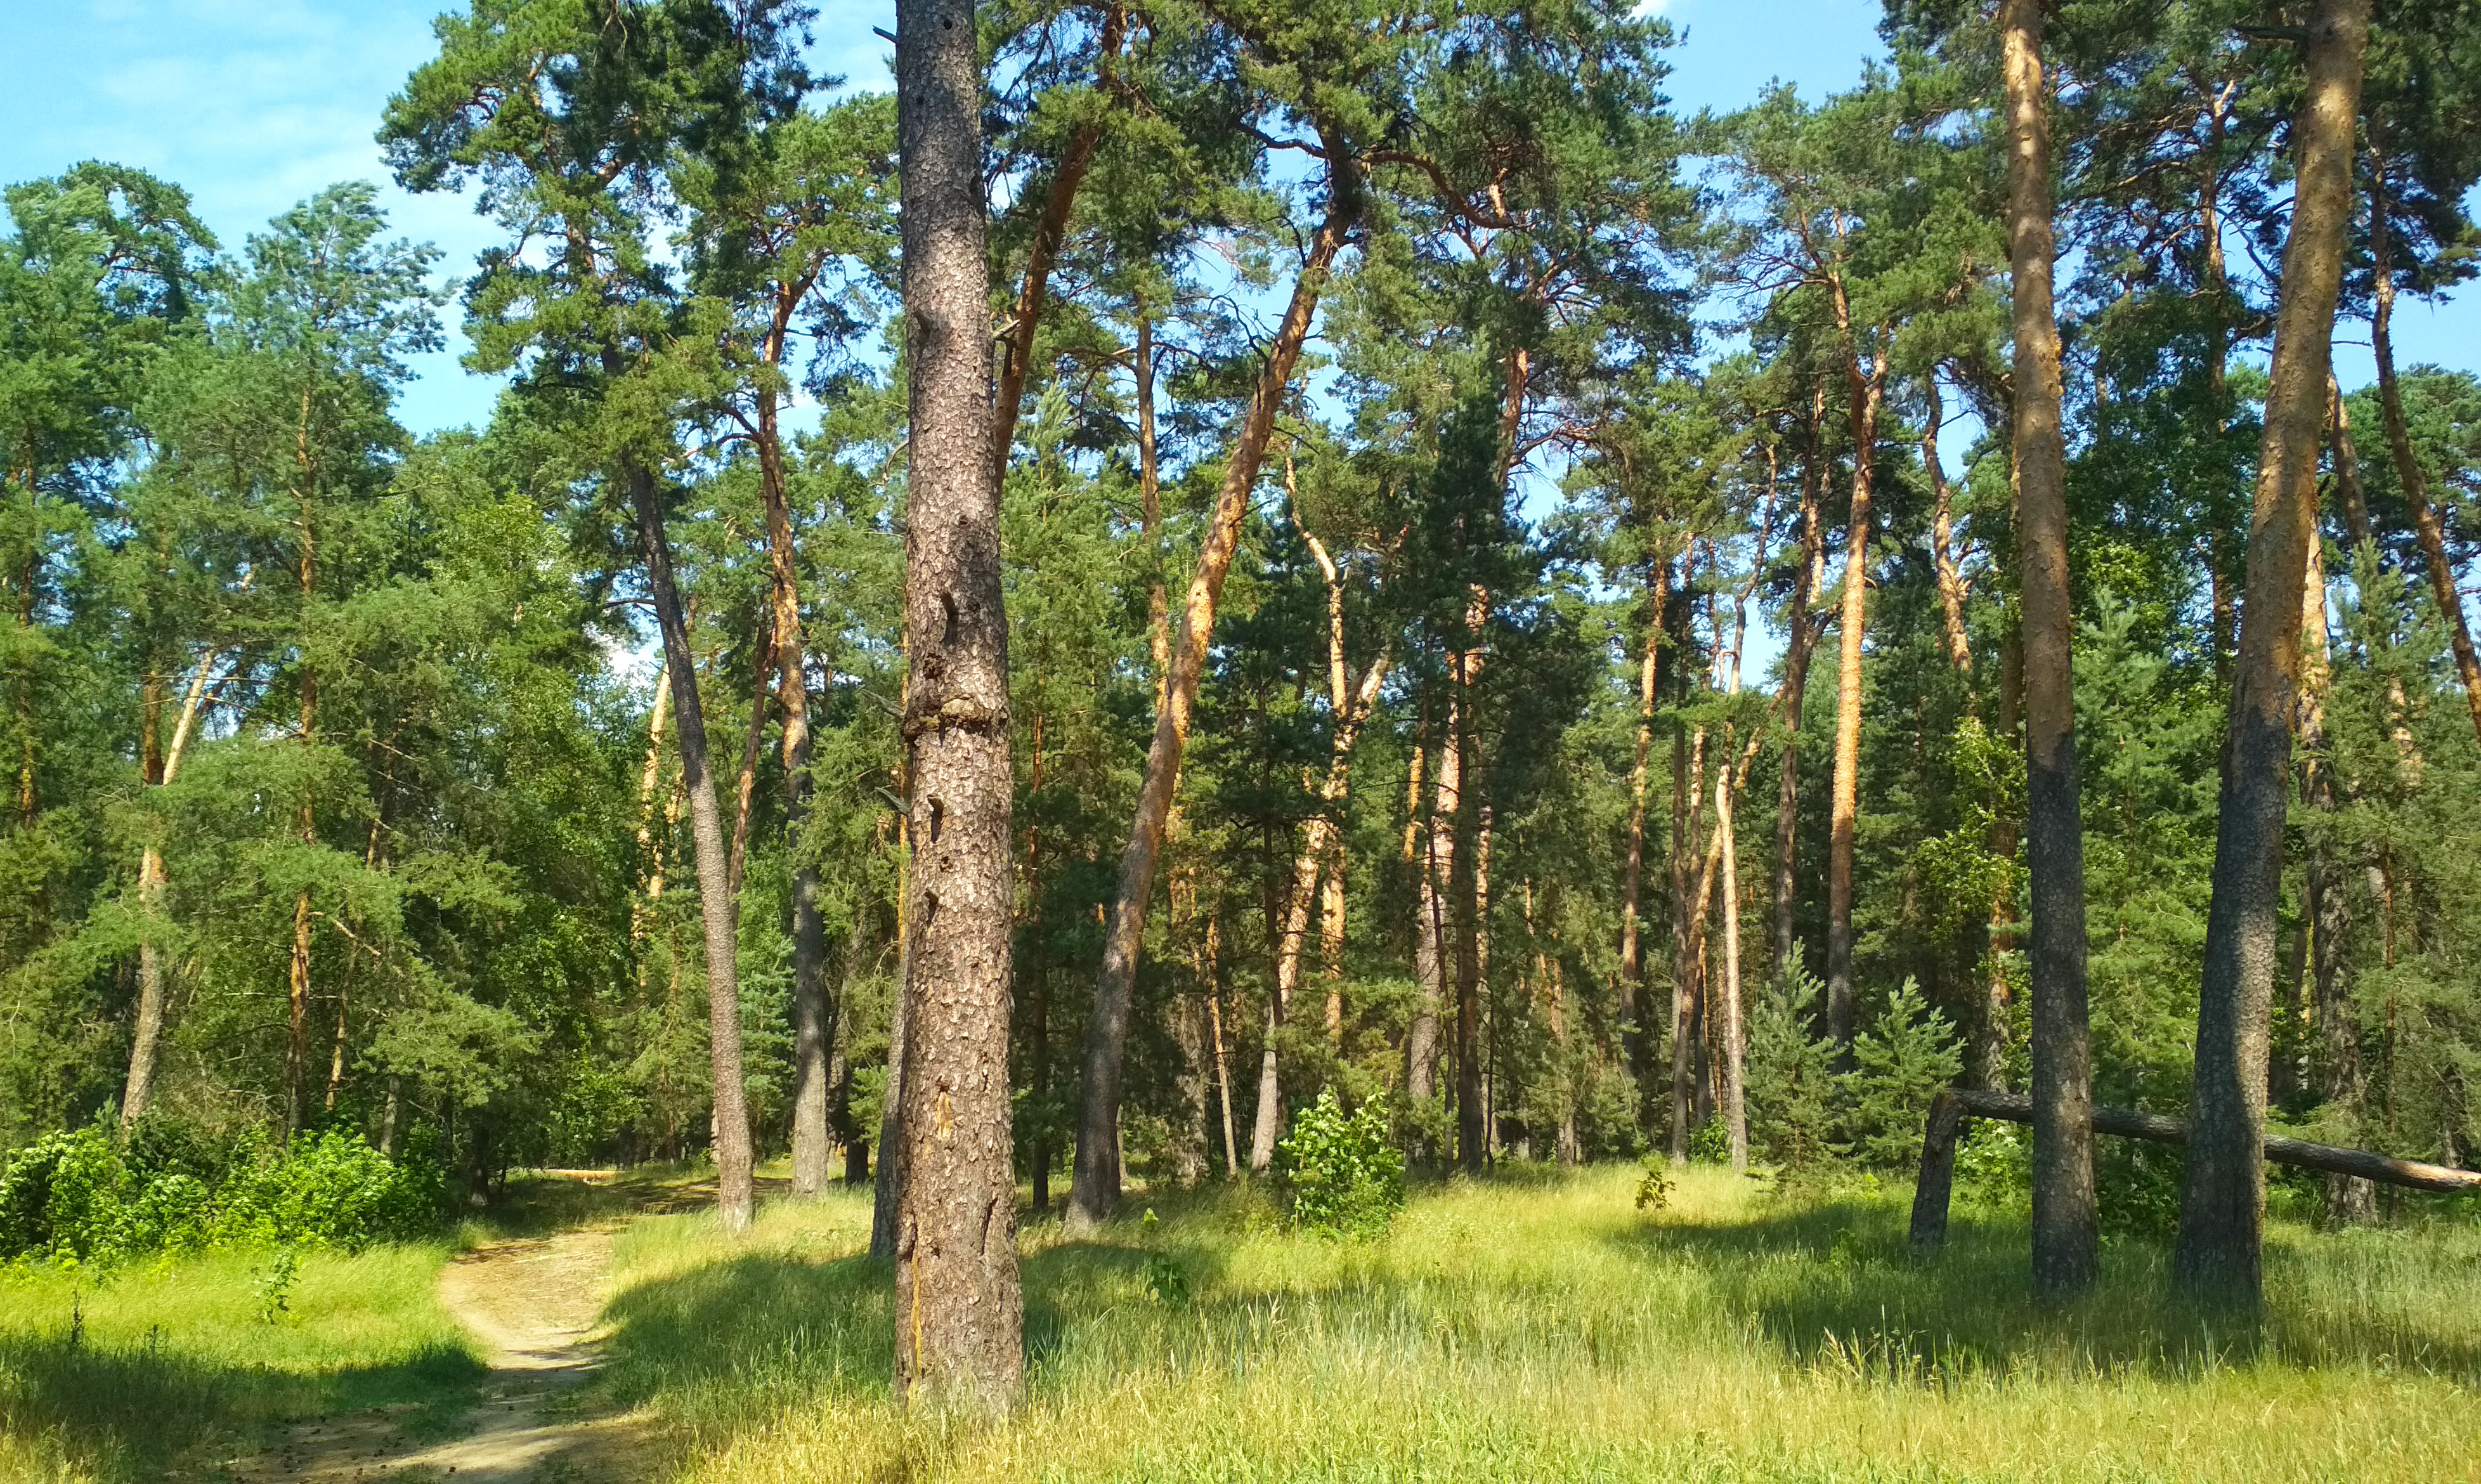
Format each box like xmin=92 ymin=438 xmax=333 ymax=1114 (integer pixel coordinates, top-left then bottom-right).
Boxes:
xmin=1716 ymin=761 xmax=1747 ymax=1170
xmin=631 ymin=662 xmax=675 ymax=947
xmin=2369 ymin=150 xmax=2481 ymax=746
xmin=726 ymin=618 xmax=774 ymax=903
xmin=757 ymin=377 xmax=834 ymax=1201
xmin=1825 ymin=290 xmax=1886 ymax=1052
xmin=1069 ymin=157 xmax=1360 ymax=1232
xmin=1619 ymin=565 xmax=1665 ymax=1114
xmin=2003 ymin=0 xmax=2099 ymax=1299
xmin=1923 ymin=375 xmax=1974 ymax=675
xmin=1322 ymin=835 xmax=1346 ymax=1042
xmin=2177 ymin=0 xmax=2368 ymax=1301
xmin=2297 ymin=531 xmax=2373 ymax=1223
xmin=1412 ymin=696 xmax=1462 ymax=1110
xmin=120 ymin=649 xmax=219 ymax=1137
xmin=892 ymin=0 xmax=1023 ymax=1410
xmin=630 ymin=468 xmax=757 ymax=1237
xmin=1454 ymin=590 xmax=1490 ymax=1172
xmin=1206 ymin=916 xmax=1237 ymax=1178
xmin=1979 ymin=628 xmax=2023 ymax=1090
xmin=1774 ymin=389 xmax=1827 ymax=988
xmin=1669 ymin=698 xmax=1709 ymax=1164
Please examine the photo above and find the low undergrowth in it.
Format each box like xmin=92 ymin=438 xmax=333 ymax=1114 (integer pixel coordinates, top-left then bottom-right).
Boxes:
xmin=594 ymin=1166 xmax=2481 ymax=1484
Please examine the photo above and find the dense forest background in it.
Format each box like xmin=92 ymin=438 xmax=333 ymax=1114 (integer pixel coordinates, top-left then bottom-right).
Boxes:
xmin=4 ymin=0 xmax=2477 ymax=1237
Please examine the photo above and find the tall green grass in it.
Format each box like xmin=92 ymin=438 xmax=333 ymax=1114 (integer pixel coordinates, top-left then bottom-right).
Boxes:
xmin=0 ymin=1243 xmax=480 ymax=1482
xmin=597 ymin=1168 xmax=2481 ymax=1483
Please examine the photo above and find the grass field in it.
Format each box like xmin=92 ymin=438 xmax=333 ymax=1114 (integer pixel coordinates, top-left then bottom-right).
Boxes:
xmin=597 ymin=1167 xmax=2481 ymax=1484
xmin=6 ymin=1166 xmax=2476 ymax=1482
xmin=0 ymin=1240 xmax=480 ymax=1481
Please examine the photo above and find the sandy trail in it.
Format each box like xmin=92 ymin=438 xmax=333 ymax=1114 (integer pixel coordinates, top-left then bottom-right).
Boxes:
xmin=223 ymin=1224 xmax=650 ymax=1483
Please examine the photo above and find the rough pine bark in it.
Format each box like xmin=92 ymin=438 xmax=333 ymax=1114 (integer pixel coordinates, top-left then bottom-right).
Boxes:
xmin=1068 ymin=152 xmax=1359 ymax=1229
xmin=630 ymin=467 xmax=757 ymax=1236
xmin=890 ymin=0 xmax=1024 ymax=1410
xmin=2175 ymin=0 xmax=2368 ymax=1301
xmin=2003 ymin=0 xmax=2097 ymax=1298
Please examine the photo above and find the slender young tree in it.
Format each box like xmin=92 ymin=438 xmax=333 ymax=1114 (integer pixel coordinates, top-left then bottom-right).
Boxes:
xmin=890 ymin=0 xmax=1024 ymax=1411
xmin=2001 ymin=0 xmax=2098 ymax=1298
xmin=2175 ymin=0 xmax=2370 ymax=1300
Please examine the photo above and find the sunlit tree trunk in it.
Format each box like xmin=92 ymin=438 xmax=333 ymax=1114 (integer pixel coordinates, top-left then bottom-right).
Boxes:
xmin=1823 ymin=276 xmax=1887 ymax=1052
xmin=120 ymin=649 xmax=220 ymax=1137
xmin=2177 ymin=0 xmax=2368 ymax=1301
xmin=891 ymin=0 xmax=1024 ymax=1409
xmin=1069 ymin=148 xmax=1360 ymax=1230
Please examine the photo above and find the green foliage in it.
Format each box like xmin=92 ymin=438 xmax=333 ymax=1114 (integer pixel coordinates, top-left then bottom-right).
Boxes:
xmin=1745 ymin=967 xmax=1838 ymax=1171
xmin=1275 ymin=1091 xmax=1405 ymax=1239
xmin=1839 ymin=979 xmax=1963 ymax=1169
xmin=0 ymin=1123 xmax=441 ymax=1264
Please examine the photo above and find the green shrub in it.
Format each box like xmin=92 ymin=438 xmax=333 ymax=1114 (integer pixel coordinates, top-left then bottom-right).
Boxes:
xmin=0 ymin=1122 xmax=442 ymax=1263
xmin=1839 ymin=978 xmax=1963 ymax=1169
xmin=1275 ymin=1091 xmax=1405 ymax=1239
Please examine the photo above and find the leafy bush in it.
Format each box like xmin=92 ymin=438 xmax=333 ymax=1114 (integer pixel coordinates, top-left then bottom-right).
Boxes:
xmin=0 ymin=1122 xmax=442 ymax=1263
xmin=1839 ymin=979 xmax=1963 ymax=1168
xmin=1275 ymin=1091 xmax=1404 ymax=1239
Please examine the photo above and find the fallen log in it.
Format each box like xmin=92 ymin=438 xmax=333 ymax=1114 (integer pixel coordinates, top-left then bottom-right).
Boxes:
xmin=1908 ymin=1087 xmax=2481 ymax=1252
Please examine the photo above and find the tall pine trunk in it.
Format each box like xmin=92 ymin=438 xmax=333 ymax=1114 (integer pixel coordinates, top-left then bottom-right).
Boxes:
xmin=890 ymin=0 xmax=1024 ymax=1410
xmin=629 ymin=468 xmax=757 ymax=1236
xmin=2003 ymin=0 xmax=2098 ymax=1298
xmin=1773 ymin=389 xmax=1827 ymax=987
xmin=1824 ymin=311 xmax=1886 ymax=1051
xmin=1067 ymin=152 xmax=1360 ymax=1230
xmin=1619 ymin=566 xmax=1665 ymax=1121
xmin=2175 ymin=0 xmax=2368 ymax=1301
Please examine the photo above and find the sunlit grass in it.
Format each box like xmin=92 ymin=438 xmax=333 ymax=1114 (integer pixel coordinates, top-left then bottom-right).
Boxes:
xmin=600 ymin=1167 xmax=2481 ymax=1483
xmin=0 ymin=1243 xmax=479 ymax=1483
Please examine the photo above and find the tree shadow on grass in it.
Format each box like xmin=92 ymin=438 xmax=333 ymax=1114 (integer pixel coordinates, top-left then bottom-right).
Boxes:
xmin=0 ymin=1331 xmax=479 ymax=1483
xmin=1605 ymin=1188 xmax=2481 ymax=1386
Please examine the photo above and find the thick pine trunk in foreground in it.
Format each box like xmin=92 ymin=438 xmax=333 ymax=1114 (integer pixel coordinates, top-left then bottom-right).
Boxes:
xmin=1069 ymin=164 xmax=1358 ymax=1227
xmin=2176 ymin=0 xmax=2367 ymax=1301
xmin=2002 ymin=0 xmax=2098 ymax=1298
xmin=629 ymin=467 xmax=757 ymax=1236
xmin=891 ymin=0 xmax=1024 ymax=1411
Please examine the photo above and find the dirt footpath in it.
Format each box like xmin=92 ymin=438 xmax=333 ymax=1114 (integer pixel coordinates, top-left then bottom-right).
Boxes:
xmin=222 ymin=1225 xmax=653 ymax=1483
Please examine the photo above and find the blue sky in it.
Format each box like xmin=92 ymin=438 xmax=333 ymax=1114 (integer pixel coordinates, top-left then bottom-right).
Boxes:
xmin=3 ymin=0 xmax=2472 ymax=436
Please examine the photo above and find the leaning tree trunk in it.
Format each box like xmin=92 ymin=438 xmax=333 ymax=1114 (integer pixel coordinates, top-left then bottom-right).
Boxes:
xmin=2368 ymin=146 xmax=2481 ymax=746
xmin=1824 ymin=304 xmax=1886 ymax=1052
xmin=120 ymin=649 xmax=219 ymax=1137
xmin=630 ymin=468 xmax=757 ymax=1237
xmin=1067 ymin=153 xmax=1359 ymax=1230
xmin=2003 ymin=0 xmax=2099 ymax=1298
xmin=2175 ymin=0 xmax=2368 ymax=1302
xmin=890 ymin=0 xmax=1024 ymax=1412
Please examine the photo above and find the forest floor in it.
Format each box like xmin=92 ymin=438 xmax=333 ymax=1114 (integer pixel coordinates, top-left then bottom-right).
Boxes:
xmin=5 ymin=1164 xmax=2479 ymax=1483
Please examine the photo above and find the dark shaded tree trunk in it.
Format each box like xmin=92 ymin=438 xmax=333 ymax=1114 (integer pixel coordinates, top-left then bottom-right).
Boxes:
xmin=629 ymin=467 xmax=756 ymax=1236
xmin=2003 ymin=0 xmax=2097 ymax=1298
xmin=2175 ymin=0 xmax=2368 ymax=1302
xmin=890 ymin=0 xmax=1024 ymax=1412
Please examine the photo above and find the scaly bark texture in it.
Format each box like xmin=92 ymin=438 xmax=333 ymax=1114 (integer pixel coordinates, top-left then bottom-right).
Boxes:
xmin=2175 ymin=0 xmax=2368 ymax=1301
xmin=892 ymin=0 xmax=1024 ymax=1412
xmin=2003 ymin=0 xmax=2097 ymax=1298
xmin=630 ymin=467 xmax=757 ymax=1236
xmin=1069 ymin=155 xmax=1359 ymax=1227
